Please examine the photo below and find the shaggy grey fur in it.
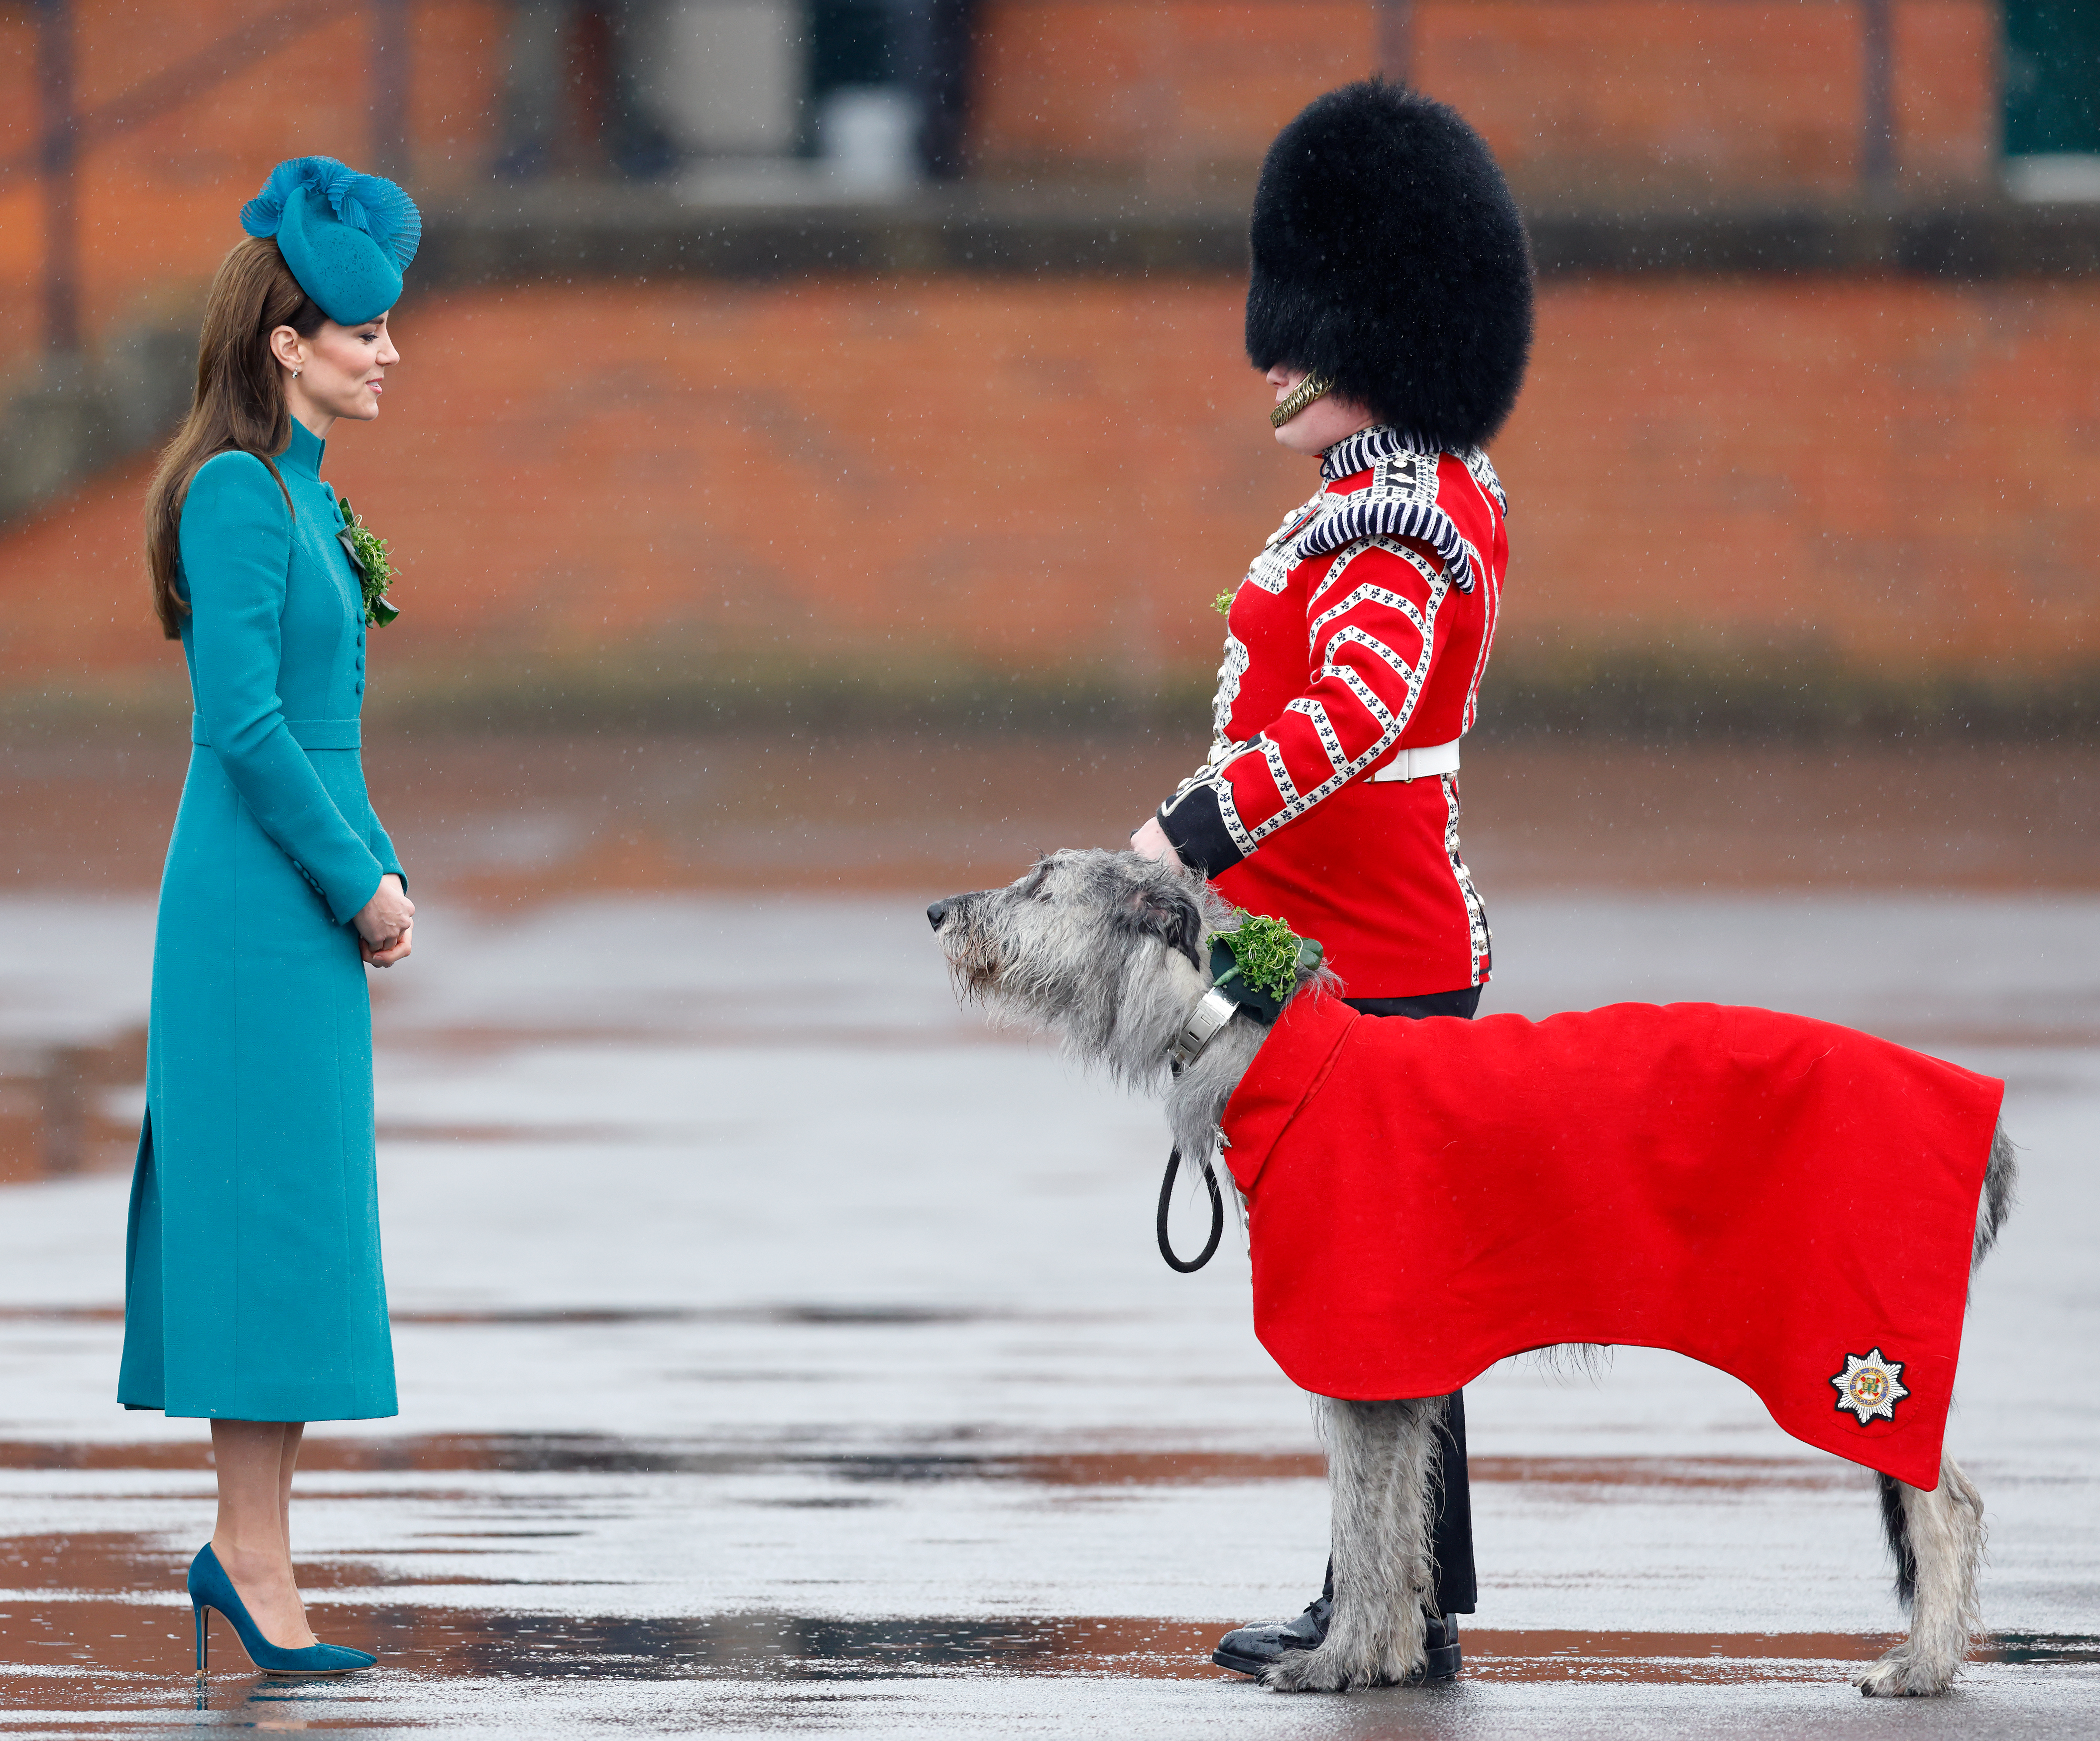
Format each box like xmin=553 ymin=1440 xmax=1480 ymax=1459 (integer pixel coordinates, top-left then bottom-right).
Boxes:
xmin=1266 ymin=1396 xmax=1445 ymax=1691
xmin=1859 ymin=1456 xmax=1989 ymax=1696
xmin=930 ymin=848 xmax=2015 ymax=1697
xmin=1848 ymin=1123 xmax=2019 ymax=1697
xmin=1974 ymin=1123 xmax=2018 ymax=1271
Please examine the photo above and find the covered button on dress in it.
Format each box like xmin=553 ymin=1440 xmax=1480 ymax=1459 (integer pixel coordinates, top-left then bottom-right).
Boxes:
xmin=118 ymin=420 xmax=402 ymax=1422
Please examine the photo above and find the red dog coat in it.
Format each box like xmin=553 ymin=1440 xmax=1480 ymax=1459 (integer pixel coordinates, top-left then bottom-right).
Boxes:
xmin=1218 ymin=995 xmax=2002 ymax=1487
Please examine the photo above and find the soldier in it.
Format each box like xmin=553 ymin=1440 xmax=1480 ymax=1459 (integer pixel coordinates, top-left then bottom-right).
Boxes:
xmin=1130 ymin=78 xmax=1534 ymax=1684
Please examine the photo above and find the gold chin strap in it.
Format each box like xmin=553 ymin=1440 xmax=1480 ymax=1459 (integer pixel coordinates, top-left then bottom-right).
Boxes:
xmin=1269 ymin=372 xmax=1333 ymax=429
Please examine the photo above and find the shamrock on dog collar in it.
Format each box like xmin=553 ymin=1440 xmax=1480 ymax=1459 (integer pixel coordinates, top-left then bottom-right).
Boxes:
xmin=1168 ymin=912 xmax=1324 ymax=1066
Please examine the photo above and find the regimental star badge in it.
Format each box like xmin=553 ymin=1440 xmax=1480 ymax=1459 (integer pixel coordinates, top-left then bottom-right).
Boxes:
xmin=1831 ymin=1349 xmax=1910 ymax=1425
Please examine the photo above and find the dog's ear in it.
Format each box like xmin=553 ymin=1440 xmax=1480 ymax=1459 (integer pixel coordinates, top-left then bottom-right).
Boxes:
xmin=1120 ymin=876 xmax=1205 ymax=970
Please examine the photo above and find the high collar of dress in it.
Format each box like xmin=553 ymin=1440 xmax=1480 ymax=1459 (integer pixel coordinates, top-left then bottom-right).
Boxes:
xmin=281 ymin=419 xmax=327 ymax=479
xmin=1319 ymin=424 xmax=1433 ymax=484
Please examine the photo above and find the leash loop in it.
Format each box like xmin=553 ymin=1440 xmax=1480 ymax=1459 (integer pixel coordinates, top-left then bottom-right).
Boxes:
xmin=1157 ymin=1144 xmax=1224 ymax=1273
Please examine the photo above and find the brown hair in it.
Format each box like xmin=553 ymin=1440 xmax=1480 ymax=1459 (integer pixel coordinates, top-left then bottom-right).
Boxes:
xmin=144 ymin=237 xmax=325 ymax=638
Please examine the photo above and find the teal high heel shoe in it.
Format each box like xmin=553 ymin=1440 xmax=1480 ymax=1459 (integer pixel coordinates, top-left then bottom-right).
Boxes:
xmin=188 ymin=1544 xmax=376 ymax=1677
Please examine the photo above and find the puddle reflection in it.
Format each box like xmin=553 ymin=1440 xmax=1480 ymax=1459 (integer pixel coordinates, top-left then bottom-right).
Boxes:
xmin=0 ymin=1432 xmax=1867 ymax=1492
xmin=5 ymin=1526 xmax=2096 ymax=1730
xmin=11 ymin=1595 xmax=2098 ymax=1699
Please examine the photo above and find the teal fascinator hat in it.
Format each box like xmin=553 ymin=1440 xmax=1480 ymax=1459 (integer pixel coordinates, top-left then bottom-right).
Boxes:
xmin=239 ymin=156 xmax=422 ymax=326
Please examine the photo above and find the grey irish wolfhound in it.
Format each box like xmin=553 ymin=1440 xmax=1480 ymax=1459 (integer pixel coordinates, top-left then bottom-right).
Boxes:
xmin=928 ymin=848 xmax=2016 ymax=1696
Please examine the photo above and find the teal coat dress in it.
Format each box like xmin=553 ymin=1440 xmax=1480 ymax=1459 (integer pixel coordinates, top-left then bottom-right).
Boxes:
xmin=118 ymin=419 xmax=401 ymax=1421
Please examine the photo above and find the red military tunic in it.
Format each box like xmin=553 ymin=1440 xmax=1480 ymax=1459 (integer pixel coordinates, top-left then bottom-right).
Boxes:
xmin=1157 ymin=425 xmax=1509 ymax=997
xmin=1219 ymin=994 xmax=2003 ymax=1487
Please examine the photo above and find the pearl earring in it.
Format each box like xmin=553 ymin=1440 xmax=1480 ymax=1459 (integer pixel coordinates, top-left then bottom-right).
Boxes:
xmin=293 ymin=369 xmax=302 ymax=378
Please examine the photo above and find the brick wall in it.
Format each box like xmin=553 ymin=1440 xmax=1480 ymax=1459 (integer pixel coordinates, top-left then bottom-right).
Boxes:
xmin=970 ymin=0 xmax=1997 ymax=198
xmin=0 ymin=0 xmax=504 ymax=377
xmin=0 ymin=0 xmax=2006 ymax=386
xmin=1506 ymin=275 xmax=2100 ymax=680
xmin=2 ymin=272 xmax=2093 ymax=708
xmin=970 ymin=1 xmax=1376 ymax=189
xmin=1415 ymin=0 xmax=1995 ymax=198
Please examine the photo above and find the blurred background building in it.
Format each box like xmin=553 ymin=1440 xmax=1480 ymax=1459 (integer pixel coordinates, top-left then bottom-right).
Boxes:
xmin=0 ymin=1 xmax=2096 ymax=739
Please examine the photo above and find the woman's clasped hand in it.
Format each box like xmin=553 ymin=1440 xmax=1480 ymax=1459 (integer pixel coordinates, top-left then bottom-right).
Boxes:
xmin=354 ymin=874 xmax=414 ymax=967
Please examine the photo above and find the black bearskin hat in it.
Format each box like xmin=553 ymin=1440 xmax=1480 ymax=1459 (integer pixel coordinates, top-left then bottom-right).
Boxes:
xmin=1246 ymin=80 xmax=1533 ymax=450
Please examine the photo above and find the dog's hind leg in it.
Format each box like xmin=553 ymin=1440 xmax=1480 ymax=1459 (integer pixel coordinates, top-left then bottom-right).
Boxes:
xmin=1265 ymin=1397 xmax=1441 ymax=1693
xmin=1853 ymin=1455 xmax=1985 ymax=1696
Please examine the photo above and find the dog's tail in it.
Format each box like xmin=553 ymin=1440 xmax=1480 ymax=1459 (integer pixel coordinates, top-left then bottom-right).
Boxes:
xmin=1876 ymin=1472 xmax=1918 ymax=1608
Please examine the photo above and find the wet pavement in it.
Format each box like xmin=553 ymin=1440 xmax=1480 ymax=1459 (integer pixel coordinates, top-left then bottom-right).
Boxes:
xmin=5 ymin=729 xmax=2097 ymax=904
xmin=1 ymin=890 xmax=2097 ymax=1735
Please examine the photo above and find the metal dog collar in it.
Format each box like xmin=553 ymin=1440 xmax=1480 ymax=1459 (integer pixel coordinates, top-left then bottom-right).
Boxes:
xmin=1169 ymin=987 xmax=1240 ymax=1067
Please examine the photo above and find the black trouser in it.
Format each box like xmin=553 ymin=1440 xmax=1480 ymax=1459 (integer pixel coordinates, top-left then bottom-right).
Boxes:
xmin=1335 ymin=987 xmax=1479 ymax=1617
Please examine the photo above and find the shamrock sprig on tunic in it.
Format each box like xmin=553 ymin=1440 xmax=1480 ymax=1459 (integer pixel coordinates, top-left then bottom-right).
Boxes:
xmin=1213 ymin=589 xmax=1235 ymax=616
xmin=1209 ymin=910 xmax=1323 ymax=1011
xmin=336 ymin=496 xmax=400 ymax=626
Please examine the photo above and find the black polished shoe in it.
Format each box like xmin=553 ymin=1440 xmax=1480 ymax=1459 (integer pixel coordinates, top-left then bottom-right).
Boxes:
xmin=1211 ymin=1604 xmax=1462 ymax=1684
xmin=1211 ymin=1593 xmax=1331 ymax=1676
xmin=1418 ymin=1612 xmax=1462 ymax=1682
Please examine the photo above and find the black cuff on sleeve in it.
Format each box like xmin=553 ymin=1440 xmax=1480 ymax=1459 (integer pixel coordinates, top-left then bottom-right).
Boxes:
xmin=1157 ymin=783 xmax=1247 ymax=878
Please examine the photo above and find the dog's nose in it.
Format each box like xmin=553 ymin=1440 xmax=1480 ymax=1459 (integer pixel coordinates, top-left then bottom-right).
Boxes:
xmin=927 ymin=899 xmax=954 ymax=932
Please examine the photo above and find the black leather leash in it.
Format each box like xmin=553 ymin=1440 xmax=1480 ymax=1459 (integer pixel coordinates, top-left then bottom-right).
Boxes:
xmin=1157 ymin=1144 xmax=1224 ymax=1272
xmin=1156 ymin=930 xmax=1322 ymax=1275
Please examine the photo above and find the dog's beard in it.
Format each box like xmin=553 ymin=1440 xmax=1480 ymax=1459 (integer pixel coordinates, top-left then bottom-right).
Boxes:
xmin=938 ymin=925 xmax=1057 ymax=1027
xmin=933 ymin=897 xmax=1000 ymax=1001
xmin=942 ymin=943 xmax=1003 ymax=1004
xmin=940 ymin=931 xmax=1128 ymax=1064
xmin=949 ymin=956 xmax=1081 ymax=1035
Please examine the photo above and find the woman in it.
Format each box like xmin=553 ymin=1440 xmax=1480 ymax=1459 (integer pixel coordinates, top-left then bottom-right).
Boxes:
xmin=1131 ymin=81 xmax=1532 ymax=1683
xmin=119 ymin=156 xmax=421 ymax=1677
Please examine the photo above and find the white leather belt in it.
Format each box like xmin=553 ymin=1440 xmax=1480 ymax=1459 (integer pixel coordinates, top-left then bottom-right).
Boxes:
xmin=1371 ymin=738 xmax=1461 ymax=783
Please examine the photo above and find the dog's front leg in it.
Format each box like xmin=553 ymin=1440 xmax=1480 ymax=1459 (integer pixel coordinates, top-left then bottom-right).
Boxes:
xmin=1265 ymin=1396 xmax=1442 ymax=1692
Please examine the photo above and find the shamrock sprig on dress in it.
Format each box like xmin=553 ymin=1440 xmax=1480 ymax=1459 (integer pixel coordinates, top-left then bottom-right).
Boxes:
xmin=336 ymin=496 xmax=400 ymax=626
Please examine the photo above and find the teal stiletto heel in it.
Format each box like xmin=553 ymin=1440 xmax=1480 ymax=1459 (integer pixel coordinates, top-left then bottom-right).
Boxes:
xmin=188 ymin=1544 xmax=376 ymax=1676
